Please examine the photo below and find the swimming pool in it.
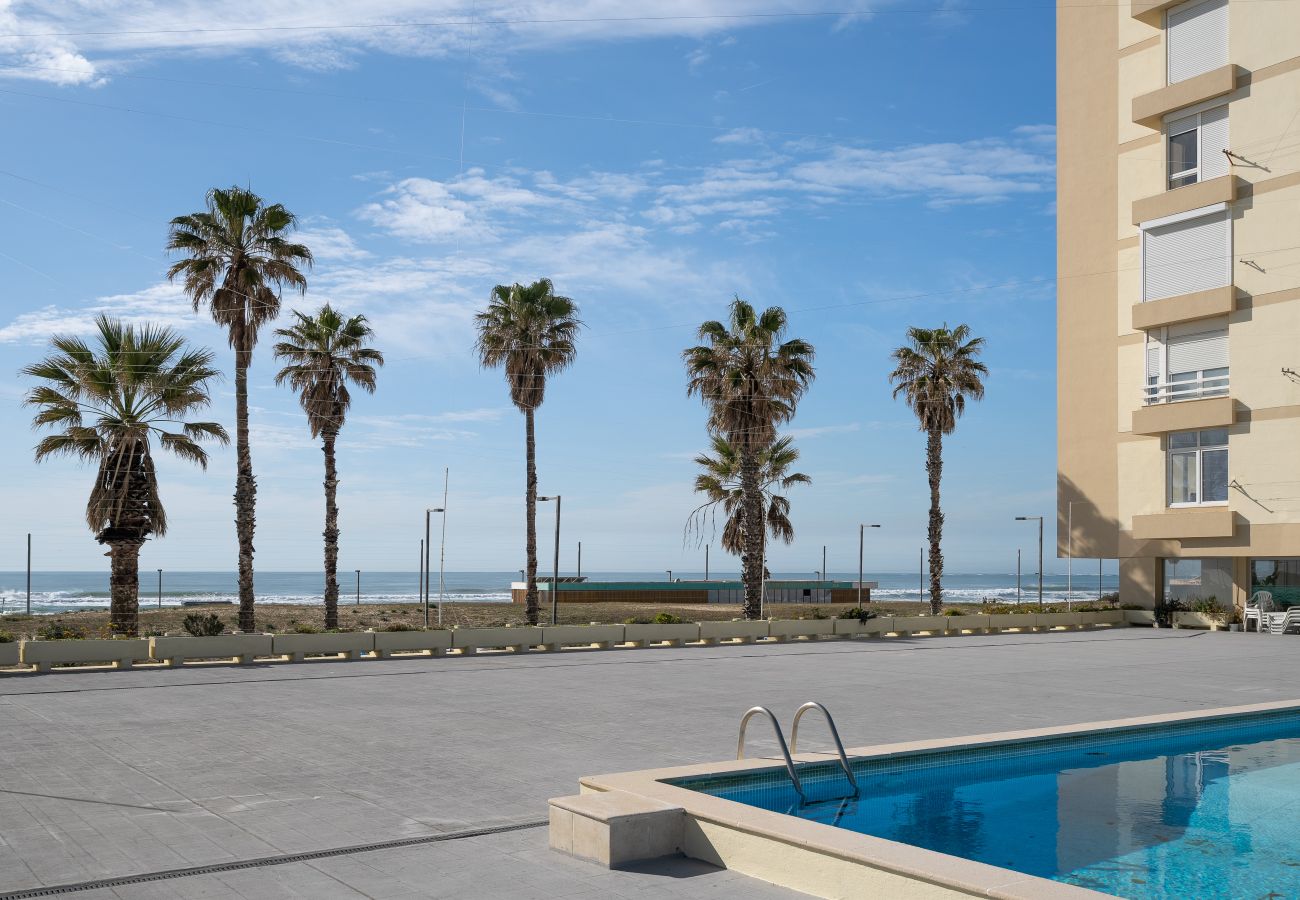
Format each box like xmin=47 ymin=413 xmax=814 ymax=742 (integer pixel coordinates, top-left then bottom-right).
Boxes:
xmin=670 ymin=709 xmax=1300 ymax=899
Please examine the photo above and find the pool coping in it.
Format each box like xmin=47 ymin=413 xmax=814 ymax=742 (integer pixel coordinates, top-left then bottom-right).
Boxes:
xmin=575 ymin=698 xmax=1300 ymax=899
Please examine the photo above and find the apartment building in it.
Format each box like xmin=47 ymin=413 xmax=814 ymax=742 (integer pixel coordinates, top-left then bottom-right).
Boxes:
xmin=1058 ymin=0 xmax=1300 ymax=610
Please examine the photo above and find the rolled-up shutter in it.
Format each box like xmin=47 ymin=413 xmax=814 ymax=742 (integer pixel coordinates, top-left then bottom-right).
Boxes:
xmin=1198 ymin=105 xmax=1230 ymax=180
xmin=1142 ymin=210 xmax=1231 ymax=301
xmin=1168 ymin=0 xmax=1228 ymax=84
xmin=1166 ymin=319 xmax=1228 ymax=373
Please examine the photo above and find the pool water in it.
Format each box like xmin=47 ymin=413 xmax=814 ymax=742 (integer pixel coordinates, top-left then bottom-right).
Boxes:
xmin=672 ymin=712 xmax=1300 ymax=899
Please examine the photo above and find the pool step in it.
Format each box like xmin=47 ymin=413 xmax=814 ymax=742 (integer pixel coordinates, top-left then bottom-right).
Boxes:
xmin=548 ymin=790 xmax=684 ymax=868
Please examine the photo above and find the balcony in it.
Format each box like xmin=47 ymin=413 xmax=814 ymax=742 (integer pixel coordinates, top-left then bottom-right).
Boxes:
xmin=1132 ymin=65 xmax=1242 ymax=127
xmin=1132 ymin=507 xmax=1237 ymax=540
xmin=1132 ymin=176 xmax=1238 ymax=226
xmin=1132 ymin=286 xmax=1235 ymax=331
xmin=1144 ymin=373 xmax=1229 ymax=405
xmin=1132 ymin=395 xmax=1235 ymax=435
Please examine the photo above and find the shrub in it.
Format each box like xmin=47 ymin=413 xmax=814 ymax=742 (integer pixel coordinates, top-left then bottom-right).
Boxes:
xmin=842 ymin=607 xmax=876 ymax=623
xmin=653 ymin=612 xmax=683 ymax=625
xmin=37 ymin=622 xmax=84 ymax=640
xmin=623 ymin=616 xmax=651 ymax=625
xmin=808 ymin=607 xmax=828 ymax=620
xmin=291 ymin=624 xmax=321 ymax=634
xmin=383 ymin=623 xmax=418 ymax=632
xmin=1119 ymin=603 xmax=1145 ymax=610
xmin=943 ymin=608 xmax=966 ymax=617
xmin=0 ymin=630 xmax=14 ymax=643
xmin=1100 ymin=592 xmax=1120 ymax=604
xmin=182 ymin=613 xmax=225 ymax=637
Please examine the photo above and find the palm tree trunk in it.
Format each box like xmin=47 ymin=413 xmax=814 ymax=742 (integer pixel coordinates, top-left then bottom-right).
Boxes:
xmin=740 ymin=442 xmax=764 ymax=620
xmin=926 ymin=426 xmax=945 ymax=615
xmin=234 ymin=349 xmax=258 ymax=633
xmin=322 ymin=429 xmax=340 ymax=630
xmin=108 ymin=539 xmax=143 ymax=636
xmin=524 ymin=407 xmax=539 ymax=625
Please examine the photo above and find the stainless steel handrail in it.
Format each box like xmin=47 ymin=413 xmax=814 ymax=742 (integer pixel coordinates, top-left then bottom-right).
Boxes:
xmin=790 ymin=701 xmax=859 ymax=794
xmin=737 ymin=706 xmax=804 ymax=800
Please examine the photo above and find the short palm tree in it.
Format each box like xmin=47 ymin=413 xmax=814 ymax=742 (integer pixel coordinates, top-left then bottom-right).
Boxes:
xmin=167 ymin=186 xmax=312 ymax=633
xmin=688 ymin=434 xmax=811 ymax=557
xmin=684 ymin=299 xmax=815 ymax=619
xmin=889 ymin=324 xmax=987 ymax=614
xmin=273 ymin=305 xmax=383 ymax=630
xmin=474 ymin=278 xmax=581 ymax=626
xmin=22 ymin=316 xmax=228 ymax=636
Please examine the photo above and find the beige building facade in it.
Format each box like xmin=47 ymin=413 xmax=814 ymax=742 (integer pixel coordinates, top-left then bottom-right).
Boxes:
xmin=1058 ymin=0 xmax=1300 ymax=611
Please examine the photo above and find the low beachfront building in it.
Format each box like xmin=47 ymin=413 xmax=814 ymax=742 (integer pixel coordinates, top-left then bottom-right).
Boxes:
xmin=509 ymin=578 xmax=877 ymax=605
xmin=1057 ymin=0 xmax=1300 ymax=610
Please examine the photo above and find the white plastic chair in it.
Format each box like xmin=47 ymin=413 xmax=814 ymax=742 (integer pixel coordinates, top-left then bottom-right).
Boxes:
xmin=1245 ymin=592 xmax=1273 ymax=633
xmin=1265 ymin=606 xmax=1299 ymax=635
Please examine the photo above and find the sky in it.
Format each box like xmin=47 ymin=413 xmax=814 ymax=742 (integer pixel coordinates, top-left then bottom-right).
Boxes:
xmin=0 ymin=1 xmax=1084 ymax=577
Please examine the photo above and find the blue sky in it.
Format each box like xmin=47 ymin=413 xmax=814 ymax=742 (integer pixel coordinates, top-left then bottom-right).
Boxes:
xmin=0 ymin=2 xmax=1080 ymax=576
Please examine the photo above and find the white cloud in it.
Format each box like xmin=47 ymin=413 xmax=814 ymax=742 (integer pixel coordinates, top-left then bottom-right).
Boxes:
xmin=0 ymin=282 xmax=199 ymax=342
xmin=784 ymin=423 xmax=861 ymax=439
xmin=0 ymin=1 xmax=877 ymax=86
xmin=712 ymin=127 xmax=765 ymax=145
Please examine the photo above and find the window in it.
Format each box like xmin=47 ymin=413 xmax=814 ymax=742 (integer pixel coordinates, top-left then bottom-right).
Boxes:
xmin=1163 ymin=558 xmax=1234 ymax=605
xmin=1167 ymin=0 xmax=1228 ymax=85
xmin=1145 ymin=318 xmax=1229 ymax=403
xmin=1167 ymin=105 xmax=1229 ymax=189
xmin=1168 ymin=429 xmax=1228 ymax=506
xmin=1142 ymin=208 xmax=1231 ymax=301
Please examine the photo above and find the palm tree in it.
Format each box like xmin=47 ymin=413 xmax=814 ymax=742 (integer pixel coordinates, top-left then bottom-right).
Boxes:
xmin=22 ymin=316 xmax=228 ymax=636
xmin=167 ymin=186 xmax=312 ymax=633
xmin=688 ymin=434 xmax=811 ymax=558
xmin=273 ymin=306 xmax=383 ymax=630
xmin=475 ymin=279 xmax=581 ymax=625
xmin=889 ymin=324 xmax=987 ymax=614
xmin=684 ymin=299 xmax=815 ymax=619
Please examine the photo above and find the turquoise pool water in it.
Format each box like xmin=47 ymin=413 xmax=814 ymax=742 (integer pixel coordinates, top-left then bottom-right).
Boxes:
xmin=672 ymin=711 xmax=1300 ymax=899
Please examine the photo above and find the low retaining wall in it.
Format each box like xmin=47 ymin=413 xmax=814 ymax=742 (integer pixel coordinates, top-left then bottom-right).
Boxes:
xmin=1 ymin=611 xmax=1133 ymax=675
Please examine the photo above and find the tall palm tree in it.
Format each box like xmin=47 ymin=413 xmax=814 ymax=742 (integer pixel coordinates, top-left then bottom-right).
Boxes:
xmin=22 ymin=316 xmax=228 ymax=636
xmin=167 ymin=186 xmax=312 ymax=633
xmin=475 ymin=279 xmax=581 ymax=625
xmin=889 ymin=324 xmax=987 ymax=614
xmin=273 ymin=306 xmax=383 ymax=630
xmin=688 ymin=434 xmax=811 ymax=557
xmin=684 ymin=299 xmax=815 ymax=619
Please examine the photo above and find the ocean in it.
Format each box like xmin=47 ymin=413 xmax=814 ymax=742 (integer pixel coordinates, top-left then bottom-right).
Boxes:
xmin=0 ymin=570 xmax=1120 ymax=615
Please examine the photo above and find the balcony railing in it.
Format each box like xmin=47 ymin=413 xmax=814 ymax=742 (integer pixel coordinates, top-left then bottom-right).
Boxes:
xmin=1144 ymin=373 xmax=1229 ymax=405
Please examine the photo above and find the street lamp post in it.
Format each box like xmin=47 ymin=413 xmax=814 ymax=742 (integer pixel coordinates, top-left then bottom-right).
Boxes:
xmin=437 ymin=468 xmax=449 ymax=626
xmin=1015 ymin=516 xmax=1044 ymax=606
xmin=858 ymin=524 xmax=880 ymax=609
xmin=666 ymin=569 xmax=672 ymax=582
xmin=539 ymin=495 xmax=561 ymax=625
xmin=157 ymin=568 xmax=162 ymax=610
xmin=426 ymin=507 xmax=446 ymax=628
xmin=1016 ymin=549 xmax=1022 ymax=605
xmin=355 ymin=569 xmax=361 ymax=606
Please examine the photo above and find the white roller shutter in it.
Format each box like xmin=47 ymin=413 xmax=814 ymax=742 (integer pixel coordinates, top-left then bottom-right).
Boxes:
xmin=1146 ymin=336 xmax=1161 ymax=379
xmin=1142 ymin=210 xmax=1231 ymax=301
xmin=1198 ymin=106 xmax=1230 ymax=180
xmin=1167 ymin=0 xmax=1229 ymax=84
xmin=1167 ymin=319 xmax=1228 ymax=373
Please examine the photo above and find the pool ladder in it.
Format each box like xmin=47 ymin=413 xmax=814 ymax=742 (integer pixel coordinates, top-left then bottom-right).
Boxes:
xmin=736 ymin=702 xmax=859 ymax=803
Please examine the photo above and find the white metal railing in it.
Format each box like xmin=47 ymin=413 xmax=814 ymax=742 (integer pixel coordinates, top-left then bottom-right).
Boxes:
xmin=1144 ymin=373 xmax=1229 ymax=404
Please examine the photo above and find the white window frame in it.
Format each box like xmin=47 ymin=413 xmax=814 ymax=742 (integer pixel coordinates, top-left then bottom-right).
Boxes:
xmin=1165 ymin=102 xmax=1228 ymax=190
xmin=1139 ymin=203 xmax=1233 ymax=303
xmin=1167 ymin=429 xmax=1229 ymax=508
